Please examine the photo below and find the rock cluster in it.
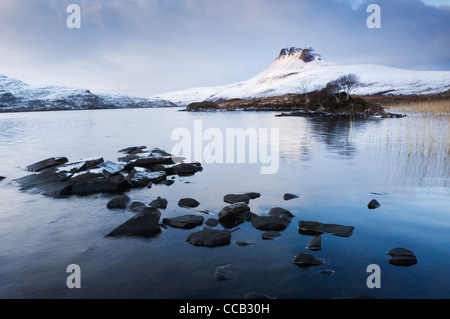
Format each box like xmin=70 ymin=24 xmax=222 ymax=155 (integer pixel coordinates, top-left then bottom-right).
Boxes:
xmin=14 ymin=146 xmax=203 ymax=198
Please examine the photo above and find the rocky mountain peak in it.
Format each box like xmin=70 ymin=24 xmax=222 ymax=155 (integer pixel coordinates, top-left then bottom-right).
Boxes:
xmin=276 ymin=47 xmax=322 ymax=63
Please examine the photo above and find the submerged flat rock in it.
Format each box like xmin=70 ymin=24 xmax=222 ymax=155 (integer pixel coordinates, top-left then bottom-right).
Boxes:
xmin=163 ymin=214 xmax=204 ymax=229
xmin=387 ymin=247 xmax=418 ymax=267
xmin=185 ymin=228 xmax=231 ymax=247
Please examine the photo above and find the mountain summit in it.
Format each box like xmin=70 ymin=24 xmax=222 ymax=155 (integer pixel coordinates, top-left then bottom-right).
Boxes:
xmin=152 ymin=47 xmax=450 ymax=106
xmin=276 ymin=47 xmax=322 ymax=63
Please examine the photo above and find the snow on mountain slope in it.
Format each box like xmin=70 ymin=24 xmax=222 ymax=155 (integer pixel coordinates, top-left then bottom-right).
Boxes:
xmin=152 ymin=47 xmax=450 ymax=106
xmin=0 ymin=74 xmax=177 ymax=112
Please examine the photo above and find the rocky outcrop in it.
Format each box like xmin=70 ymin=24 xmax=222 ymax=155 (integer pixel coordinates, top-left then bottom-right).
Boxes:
xmin=14 ymin=146 xmax=202 ymax=198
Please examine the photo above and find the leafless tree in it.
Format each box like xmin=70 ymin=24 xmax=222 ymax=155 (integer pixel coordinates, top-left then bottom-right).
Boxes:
xmin=299 ymin=78 xmax=312 ymax=103
xmin=325 ymin=79 xmax=342 ymax=103
xmin=338 ymin=74 xmax=360 ymax=100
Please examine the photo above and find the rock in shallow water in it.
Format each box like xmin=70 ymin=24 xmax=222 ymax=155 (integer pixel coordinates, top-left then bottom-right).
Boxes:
xmin=163 ymin=214 xmax=204 ymax=229
xmin=387 ymin=247 xmax=418 ymax=267
xmin=214 ymin=264 xmax=234 ymax=281
xmin=368 ymin=199 xmax=381 ymax=209
xmin=178 ymin=198 xmax=200 ymax=208
xmin=283 ymin=193 xmax=299 ymax=200
xmin=185 ymin=228 xmax=231 ymax=247
xmin=105 ymin=207 xmax=161 ymax=237
xmin=149 ymin=196 xmax=168 ymax=209
xmin=292 ymin=251 xmax=325 ymax=267
xmin=107 ymin=195 xmax=130 ymax=209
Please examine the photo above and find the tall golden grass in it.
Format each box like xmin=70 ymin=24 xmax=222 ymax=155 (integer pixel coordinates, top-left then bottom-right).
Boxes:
xmin=385 ymin=100 xmax=450 ymax=115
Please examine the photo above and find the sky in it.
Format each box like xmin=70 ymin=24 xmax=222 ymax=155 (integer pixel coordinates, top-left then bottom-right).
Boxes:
xmin=0 ymin=0 xmax=449 ymax=97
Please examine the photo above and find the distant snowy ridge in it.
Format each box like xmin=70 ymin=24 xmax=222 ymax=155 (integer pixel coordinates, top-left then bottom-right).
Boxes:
xmin=0 ymin=74 xmax=176 ymax=112
xmin=152 ymin=47 xmax=450 ymax=106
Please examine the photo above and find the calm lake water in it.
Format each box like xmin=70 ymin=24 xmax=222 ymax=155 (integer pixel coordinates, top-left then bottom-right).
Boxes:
xmin=0 ymin=107 xmax=448 ymax=299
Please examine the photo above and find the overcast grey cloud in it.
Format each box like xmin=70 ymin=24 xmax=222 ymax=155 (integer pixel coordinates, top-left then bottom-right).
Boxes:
xmin=0 ymin=0 xmax=449 ymax=97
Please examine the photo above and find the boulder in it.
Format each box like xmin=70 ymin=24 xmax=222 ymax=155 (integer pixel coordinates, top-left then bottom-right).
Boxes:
xmin=71 ymin=174 xmax=132 ymax=195
xmin=107 ymin=195 xmax=130 ymax=209
xmin=251 ymin=207 xmax=293 ymax=231
xmin=149 ymin=196 xmax=168 ymax=209
xmin=283 ymin=193 xmax=299 ymax=200
xmin=268 ymin=207 xmax=294 ymax=218
xmin=205 ymin=218 xmax=219 ymax=227
xmin=262 ymin=231 xmax=281 ymax=240
xmin=127 ymin=169 xmax=166 ymax=187
xmin=387 ymin=248 xmax=418 ymax=267
xmin=298 ymin=221 xmax=325 ymax=236
xmin=214 ymin=264 xmax=234 ymax=281
xmin=178 ymin=198 xmax=200 ymax=208
xmin=163 ymin=214 xmax=204 ymax=229
xmin=128 ymin=201 xmax=147 ymax=212
xmin=185 ymin=228 xmax=231 ymax=247
xmin=218 ymin=202 xmax=251 ymax=221
xmin=250 ymin=215 xmax=291 ymax=231
xmin=298 ymin=221 xmax=354 ymax=237
xmin=323 ymin=224 xmax=354 ymax=237
xmin=368 ymin=199 xmax=381 ymax=209
xmin=245 ymin=192 xmax=261 ymax=199
xmin=223 ymin=194 xmax=251 ymax=204
xmin=307 ymin=236 xmax=322 ymax=251
xmin=292 ymin=252 xmax=325 ymax=267
xmin=105 ymin=207 xmax=162 ymax=237
xmin=26 ymin=157 xmax=68 ymax=172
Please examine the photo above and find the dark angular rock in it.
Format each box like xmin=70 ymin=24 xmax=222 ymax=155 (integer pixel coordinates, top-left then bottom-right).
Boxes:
xmin=250 ymin=215 xmax=291 ymax=231
xmin=223 ymin=193 xmax=251 ymax=204
xmin=307 ymin=235 xmax=322 ymax=251
xmin=128 ymin=201 xmax=147 ymax=212
xmin=323 ymin=224 xmax=354 ymax=237
xmin=283 ymin=193 xmax=299 ymax=200
xmin=149 ymin=196 xmax=168 ymax=209
xmin=205 ymin=218 xmax=219 ymax=227
xmin=298 ymin=221 xmax=325 ymax=236
xmin=107 ymin=195 xmax=130 ymax=209
xmin=368 ymin=199 xmax=381 ymax=209
xmin=159 ymin=162 xmax=203 ymax=176
xmin=387 ymin=248 xmax=418 ymax=267
xmin=71 ymin=175 xmax=132 ymax=195
xmin=245 ymin=192 xmax=261 ymax=199
xmin=268 ymin=207 xmax=294 ymax=218
xmin=126 ymin=169 xmax=166 ymax=187
xmin=214 ymin=264 xmax=234 ymax=281
xmin=0 ymin=176 xmax=5 ymax=182
xmin=262 ymin=231 xmax=281 ymax=240
xmin=105 ymin=207 xmax=162 ymax=237
xmin=178 ymin=198 xmax=200 ymax=208
xmin=163 ymin=214 xmax=204 ymax=229
xmin=26 ymin=157 xmax=68 ymax=172
xmin=292 ymin=251 xmax=325 ymax=267
xmin=185 ymin=228 xmax=231 ymax=247
xmin=218 ymin=202 xmax=251 ymax=221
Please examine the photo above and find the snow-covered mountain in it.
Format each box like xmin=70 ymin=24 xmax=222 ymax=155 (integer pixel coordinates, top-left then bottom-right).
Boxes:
xmin=152 ymin=47 xmax=450 ymax=106
xmin=0 ymin=74 xmax=176 ymax=112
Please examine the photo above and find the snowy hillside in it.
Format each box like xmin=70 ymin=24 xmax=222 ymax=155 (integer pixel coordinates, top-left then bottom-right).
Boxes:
xmin=152 ymin=47 xmax=450 ymax=106
xmin=0 ymin=74 xmax=176 ymax=112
